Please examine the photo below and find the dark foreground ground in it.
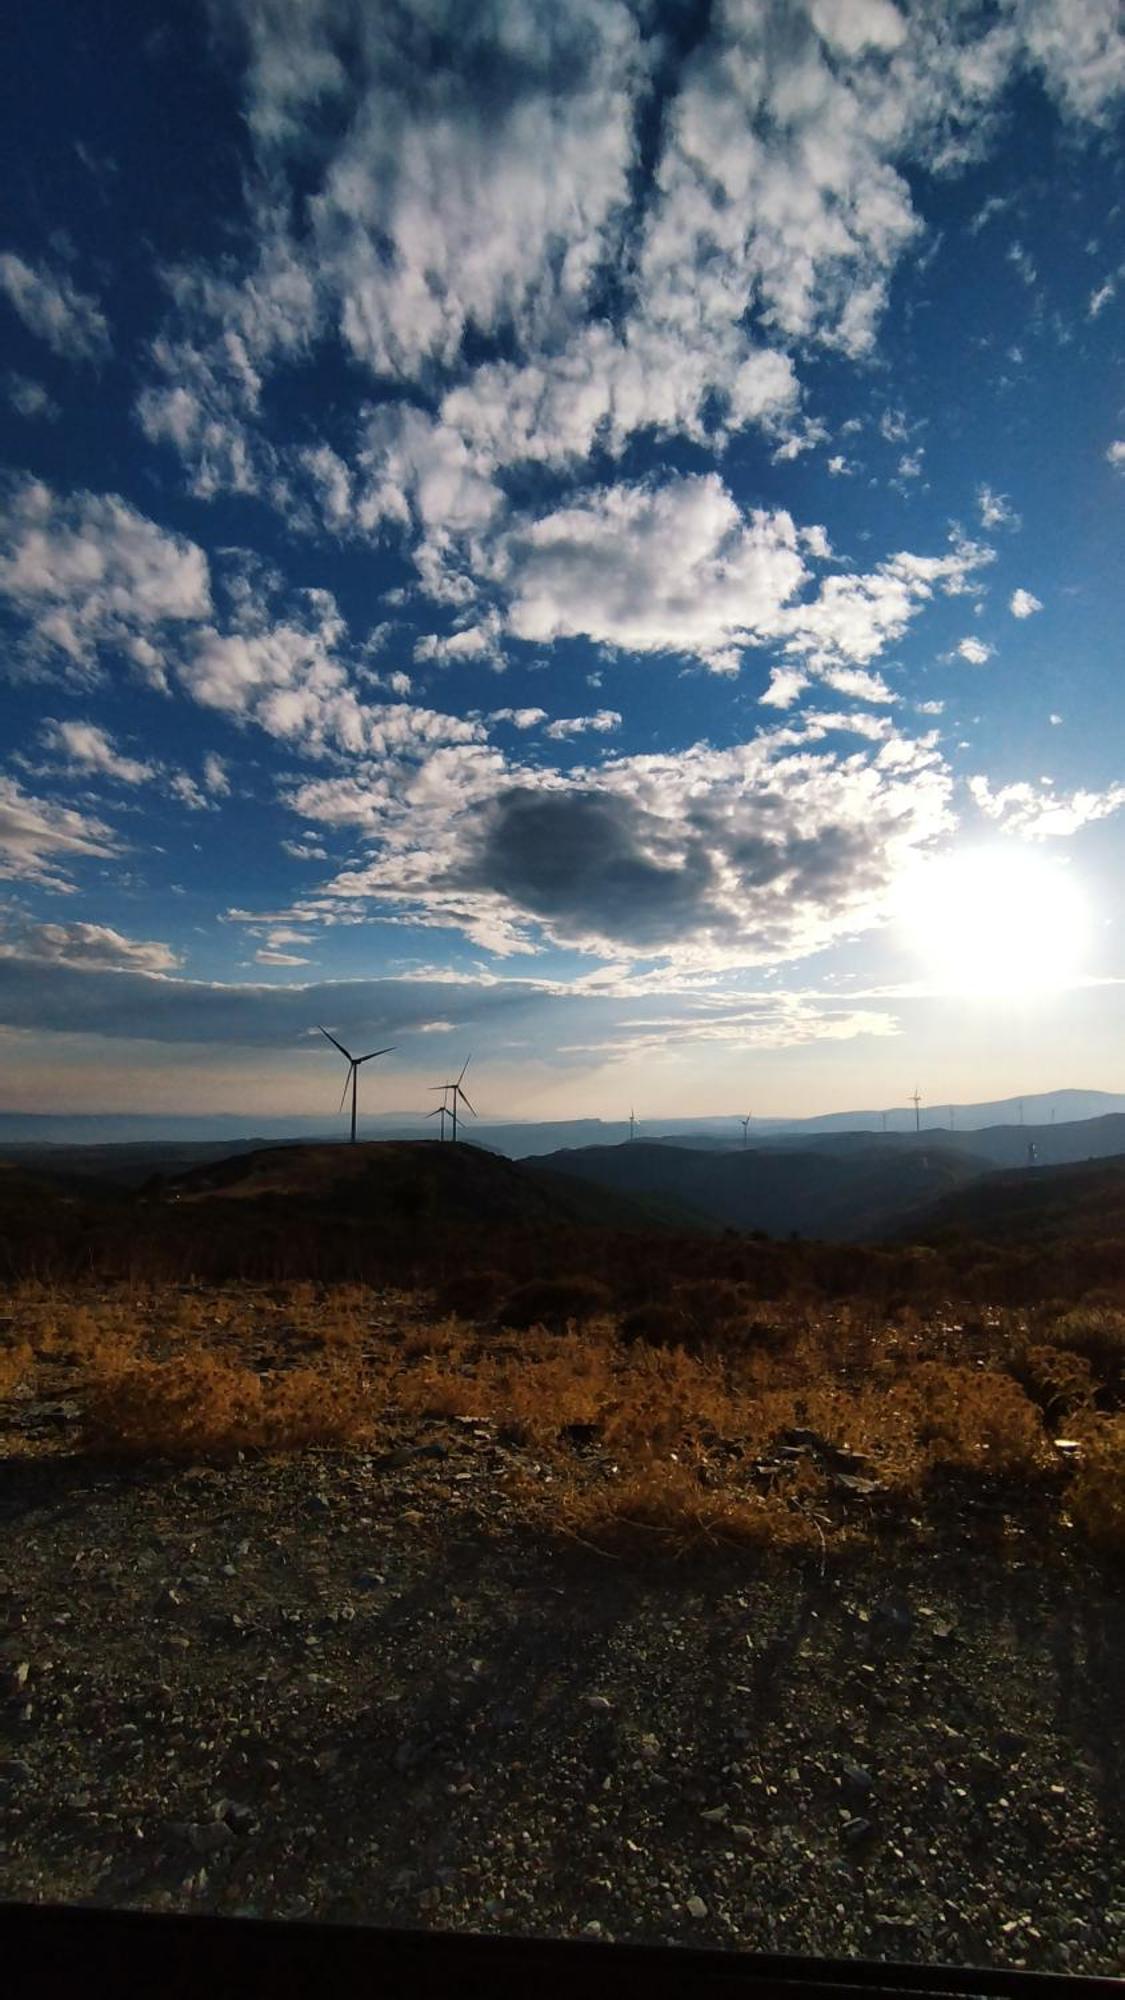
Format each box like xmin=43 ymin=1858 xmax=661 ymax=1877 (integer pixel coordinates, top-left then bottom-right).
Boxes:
xmin=1 ymin=1425 xmax=1122 ymax=1977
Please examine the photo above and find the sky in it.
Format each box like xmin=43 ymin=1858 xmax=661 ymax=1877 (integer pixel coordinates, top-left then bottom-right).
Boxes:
xmin=1 ymin=0 xmax=1123 ymax=1129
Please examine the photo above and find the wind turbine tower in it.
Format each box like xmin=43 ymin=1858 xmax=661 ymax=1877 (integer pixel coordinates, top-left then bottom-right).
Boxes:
xmin=318 ymin=1027 xmax=396 ymax=1144
xmin=740 ymin=1113 xmax=752 ymax=1149
xmin=911 ymin=1086 xmax=922 ymax=1134
xmin=628 ymin=1107 xmax=637 ymax=1143
xmin=429 ymin=1057 xmax=476 ymax=1143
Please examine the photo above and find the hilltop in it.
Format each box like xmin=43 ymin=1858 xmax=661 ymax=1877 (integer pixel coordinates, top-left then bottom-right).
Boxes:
xmin=911 ymin=1150 xmax=1125 ymax=1250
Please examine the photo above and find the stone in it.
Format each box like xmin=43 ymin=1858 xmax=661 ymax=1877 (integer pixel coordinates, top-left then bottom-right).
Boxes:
xmin=686 ymin=1896 xmax=708 ymax=1919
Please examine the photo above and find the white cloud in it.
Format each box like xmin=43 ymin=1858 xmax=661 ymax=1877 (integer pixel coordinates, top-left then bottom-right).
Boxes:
xmin=489 ymin=708 xmax=548 ymax=731
xmin=543 ymin=710 xmax=622 ymax=740
xmin=0 ymin=776 xmax=120 ymax=890
xmin=5 ymin=372 xmax=60 ymax=422
xmin=977 ymin=484 xmax=1020 ymax=530
xmin=1107 ymin=440 xmax=1125 ymax=470
xmin=1009 ymin=588 xmax=1043 ymax=618
xmin=492 ymin=475 xmax=805 ymax=673
xmin=0 ymin=251 xmax=110 ymax=362
xmin=0 ymin=917 xmax=179 ymax=973
xmin=202 ymin=752 xmax=231 ymax=796
xmin=1089 ymin=278 xmax=1116 ymax=316
xmin=969 ymin=773 xmax=1125 ymax=838
xmin=0 ymin=478 xmax=211 ymax=686
xmin=1014 ymin=0 xmax=1125 ymax=123
xmin=957 ymin=636 xmax=994 ymax=664
xmin=40 ymin=719 xmax=155 ymax=785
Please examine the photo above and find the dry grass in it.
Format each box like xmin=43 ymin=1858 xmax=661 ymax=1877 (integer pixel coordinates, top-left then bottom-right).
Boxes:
xmin=0 ymin=1278 xmax=1115 ymax=1555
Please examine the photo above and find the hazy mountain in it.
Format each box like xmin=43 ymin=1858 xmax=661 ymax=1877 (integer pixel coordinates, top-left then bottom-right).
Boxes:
xmin=528 ymin=1140 xmax=989 ymax=1242
xmin=4 ymin=1089 xmax=1124 ymax=1156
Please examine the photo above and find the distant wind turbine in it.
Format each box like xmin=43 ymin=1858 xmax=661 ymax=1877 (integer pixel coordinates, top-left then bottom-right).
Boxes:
xmin=427 ymin=1100 xmax=452 ymax=1141
xmin=318 ymin=1027 xmax=396 ymax=1145
xmin=740 ymin=1113 xmax=752 ymax=1148
xmin=910 ymin=1085 xmax=922 ymax=1134
xmin=628 ymin=1107 xmax=638 ymax=1143
xmin=429 ymin=1056 xmax=476 ymax=1143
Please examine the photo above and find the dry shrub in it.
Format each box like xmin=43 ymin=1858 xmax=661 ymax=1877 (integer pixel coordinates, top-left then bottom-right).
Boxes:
xmin=83 ymin=1349 xmax=375 ymax=1458
xmin=1051 ymin=1307 xmax=1125 ymax=1395
xmin=618 ymin=1302 xmax=692 ymax=1351
xmin=512 ymin=1454 xmax=826 ymax=1559
xmin=497 ymin=1275 xmax=613 ymax=1332
xmin=1067 ymin=1419 xmax=1125 ymax=1556
xmin=903 ymin=1363 xmax=1047 ymax=1477
xmin=435 ymin=1270 xmax=510 ymax=1321
xmin=1010 ymin=1343 xmax=1096 ymax=1426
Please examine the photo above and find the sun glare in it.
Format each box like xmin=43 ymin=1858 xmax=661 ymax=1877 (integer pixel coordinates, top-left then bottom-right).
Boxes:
xmin=898 ymin=847 xmax=1090 ymax=997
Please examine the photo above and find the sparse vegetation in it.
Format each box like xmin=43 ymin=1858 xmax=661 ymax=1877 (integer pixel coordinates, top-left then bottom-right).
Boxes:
xmin=3 ymin=1270 xmax=1123 ymax=1559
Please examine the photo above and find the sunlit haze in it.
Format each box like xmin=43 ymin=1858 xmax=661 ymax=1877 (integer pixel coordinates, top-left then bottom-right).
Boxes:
xmin=2 ymin=1 xmax=1124 ymax=1127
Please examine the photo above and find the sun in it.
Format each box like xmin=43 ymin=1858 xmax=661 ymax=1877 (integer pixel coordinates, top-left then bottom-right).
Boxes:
xmin=896 ymin=846 xmax=1090 ymax=997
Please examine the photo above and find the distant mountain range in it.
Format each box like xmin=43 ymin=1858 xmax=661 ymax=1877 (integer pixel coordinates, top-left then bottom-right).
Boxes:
xmin=2 ymin=1087 xmax=1123 ymax=1154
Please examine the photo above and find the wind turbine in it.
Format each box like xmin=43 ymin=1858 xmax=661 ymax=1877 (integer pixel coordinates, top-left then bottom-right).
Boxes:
xmin=628 ymin=1107 xmax=638 ymax=1143
xmin=429 ymin=1056 xmax=476 ymax=1143
xmin=740 ymin=1113 xmax=752 ymax=1149
xmin=910 ymin=1085 xmax=922 ymax=1134
xmin=427 ymin=1101 xmax=452 ymax=1142
xmin=318 ymin=1027 xmax=396 ymax=1144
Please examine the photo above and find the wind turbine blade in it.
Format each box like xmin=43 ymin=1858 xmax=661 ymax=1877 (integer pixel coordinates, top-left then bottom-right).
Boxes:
xmin=338 ymin=1068 xmax=353 ymax=1115
xmin=318 ymin=1025 xmax=352 ymax=1061
xmin=457 ymin=1055 xmax=472 ymax=1085
xmin=356 ymin=1046 xmax=396 ymax=1065
xmin=458 ymin=1091 xmax=477 ymax=1116
xmin=428 ymin=1084 xmax=451 ymax=1093
xmin=426 ymin=1105 xmax=445 ymax=1118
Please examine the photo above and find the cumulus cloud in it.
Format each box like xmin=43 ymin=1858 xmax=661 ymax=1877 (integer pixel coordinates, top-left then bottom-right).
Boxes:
xmin=5 ymin=372 xmax=60 ymax=422
xmin=1009 ymin=588 xmax=1043 ymax=618
xmin=276 ymin=721 xmax=954 ymax=971
xmin=0 ymin=478 xmax=211 ymax=685
xmin=957 ymin=636 xmax=994 ymax=664
xmin=543 ymin=711 xmax=622 ymax=740
xmin=0 ymin=917 xmax=179 ymax=973
xmin=968 ymin=773 xmax=1125 ymax=837
xmin=0 ymin=776 xmax=120 ymax=890
xmin=40 ymin=718 xmax=156 ymax=785
xmin=1107 ymin=440 xmax=1125 ymax=470
xmin=202 ymin=752 xmax=231 ymax=796
xmin=0 ymin=251 xmax=110 ymax=362
xmin=130 ymin=0 xmax=1124 ymax=521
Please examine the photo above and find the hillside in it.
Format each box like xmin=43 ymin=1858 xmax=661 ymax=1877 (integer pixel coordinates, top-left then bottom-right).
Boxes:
xmin=527 ymin=1140 xmax=988 ymax=1241
xmin=909 ymin=1150 xmax=1125 ymax=1250
xmin=159 ymin=1139 xmax=691 ymax=1235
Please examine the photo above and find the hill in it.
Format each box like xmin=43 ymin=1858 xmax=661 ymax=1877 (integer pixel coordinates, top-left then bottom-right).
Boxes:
xmin=909 ymin=1150 xmax=1125 ymax=1251
xmin=526 ymin=1139 xmax=988 ymax=1241
xmin=158 ymin=1139 xmax=692 ymax=1235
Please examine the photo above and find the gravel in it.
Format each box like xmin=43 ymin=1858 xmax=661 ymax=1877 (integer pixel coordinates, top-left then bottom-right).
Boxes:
xmin=0 ymin=1418 xmax=1123 ymax=1976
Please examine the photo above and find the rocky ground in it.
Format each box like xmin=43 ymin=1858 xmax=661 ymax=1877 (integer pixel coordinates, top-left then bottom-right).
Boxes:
xmin=1 ymin=1411 xmax=1123 ymax=1977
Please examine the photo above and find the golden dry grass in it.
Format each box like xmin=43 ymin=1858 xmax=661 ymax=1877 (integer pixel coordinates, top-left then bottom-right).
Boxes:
xmin=0 ymin=1278 xmax=1120 ymax=1554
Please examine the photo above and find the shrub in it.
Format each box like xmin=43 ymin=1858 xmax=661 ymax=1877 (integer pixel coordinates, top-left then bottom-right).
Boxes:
xmin=1009 ymin=1343 xmax=1095 ymax=1425
xmin=618 ymin=1303 xmax=692 ymax=1351
xmin=1067 ymin=1419 xmax=1125 ymax=1556
xmin=497 ymin=1276 xmax=613 ymax=1332
xmin=82 ymin=1349 xmax=374 ymax=1458
xmin=435 ymin=1269 xmax=510 ymax=1321
xmin=1051 ymin=1307 xmax=1125 ymax=1397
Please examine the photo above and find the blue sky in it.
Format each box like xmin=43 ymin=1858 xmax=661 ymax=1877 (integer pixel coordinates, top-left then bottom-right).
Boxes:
xmin=1 ymin=0 xmax=1123 ymax=1126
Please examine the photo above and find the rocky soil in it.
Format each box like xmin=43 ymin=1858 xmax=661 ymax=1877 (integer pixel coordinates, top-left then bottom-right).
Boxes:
xmin=1 ymin=1415 xmax=1123 ymax=1977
